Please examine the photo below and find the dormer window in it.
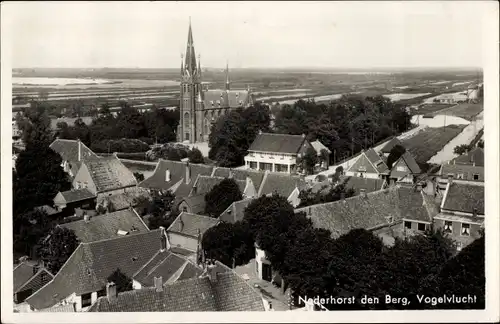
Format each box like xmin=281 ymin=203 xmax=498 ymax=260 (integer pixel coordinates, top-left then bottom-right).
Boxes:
xmin=117 ymin=230 xmax=128 ymax=236
xmin=473 ymin=174 xmax=480 ymax=180
xmin=165 ymin=169 xmax=171 ymax=182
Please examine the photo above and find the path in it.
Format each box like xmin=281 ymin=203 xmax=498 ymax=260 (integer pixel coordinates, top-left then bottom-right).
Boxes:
xmin=428 ymin=112 xmax=483 ymax=164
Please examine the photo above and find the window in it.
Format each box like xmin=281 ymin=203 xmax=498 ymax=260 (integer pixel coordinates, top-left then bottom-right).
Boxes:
xmin=404 ymin=221 xmax=412 ymax=229
xmin=184 ymin=112 xmax=190 ymax=128
xmin=456 ymin=173 xmax=464 ymax=180
xmin=397 ymin=166 xmax=407 ymax=172
xmin=444 ymin=221 xmax=453 ymax=233
xmin=461 ymin=223 xmax=471 ymax=236
xmin=418 ymin=223 xmax=426 ymax=231
xmin=473 ymin=174 xmax=480 ymax=181
xmin=81 ymin=293 xmax=92 ymax=308
xmin=97 ymin=289 xmax=106 ymax=298
xmin=182 ymin=206 xmax=188 ymax=212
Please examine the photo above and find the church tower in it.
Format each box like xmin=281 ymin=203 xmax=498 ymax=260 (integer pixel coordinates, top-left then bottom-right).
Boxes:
xmin=178 ymin=19 xmax=202 ymax=143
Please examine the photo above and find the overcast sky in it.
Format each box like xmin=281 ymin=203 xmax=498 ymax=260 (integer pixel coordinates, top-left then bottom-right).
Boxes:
xmin=5 ymin=1 xmax=489 ymax=69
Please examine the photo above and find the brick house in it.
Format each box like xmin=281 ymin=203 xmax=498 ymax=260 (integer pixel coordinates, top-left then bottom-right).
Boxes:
xmin=49 ymin=139 xmax=98 ymax=178
xmin=13 ymin=261 xmax=53 ymax=310
xmin=167 ymin=212 xmax=219 ymax=253
xmin=389 ymin=152 xmax=422 ymax=185
xmin=345 ymin=148 xmax=389 ymax=180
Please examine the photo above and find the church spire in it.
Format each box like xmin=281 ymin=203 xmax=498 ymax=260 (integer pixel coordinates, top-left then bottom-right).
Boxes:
xmin=184 ymin=18 xmax=197 ymax=76
xmin=198 ymin=54 xmax=202 ymax=78
xmin=225 ymin=61 xmax=230 ymax=91
xmin=180 ymin=53 xmax=184 ymax=76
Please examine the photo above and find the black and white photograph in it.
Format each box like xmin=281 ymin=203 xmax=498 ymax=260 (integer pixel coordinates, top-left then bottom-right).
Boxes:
xmin=1 ymin=1 xmax=499 ymax=322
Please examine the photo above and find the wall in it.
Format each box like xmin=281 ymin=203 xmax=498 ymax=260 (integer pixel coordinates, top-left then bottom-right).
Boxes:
xmin=433 ymin=218 xmax=482 ymax=249
xmin=287 ymin=189 xmax=301 ymax=208
xmin=72 ymin=164 xmax=97 ymax=195
xmin=168 ymin=232 xmax=197 ymax=252
xmin=345 ymin=171 xmax=381 ymax=179
xmin=245 ymin=151 xmax=298 ymax=167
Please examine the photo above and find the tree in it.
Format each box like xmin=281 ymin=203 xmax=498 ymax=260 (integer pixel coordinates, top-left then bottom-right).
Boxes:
xmin=204 ymin=178 xmax=243 ymax=217
xmin=188 ymin=148 xmax=204 ymax=164
xmin=477 ymin=140 xmax=484 ymax=148
xmin=202 ymin=221 xmax=254 ymax=268
xmin=13 ymin=208 xmax=53 ymax=258
xmin=297 ymin=182 xmax=355 ymax=208
xmin=107 ymin=268 xmax=133 ymax=293
xmin=135 ymin=190 xmax=178 ymax=230
xmin=20 ymin=102 xmax=53 ymax=148
xmin=133 ymin=172 xmax=145 ymax=182
xmin=38 ymin=226 xmax=79 ymax=274
xmin=454 ymin=144 xmax=472 ymax=155
xmin=300 ymin=147 xmax=318 ymax=175
xmin=387 ymin=144 xmax=407 ymax=169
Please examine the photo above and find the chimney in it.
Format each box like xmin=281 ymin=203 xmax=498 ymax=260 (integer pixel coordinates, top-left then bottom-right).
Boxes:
xmin=228 ymin=169 xmax=233 ymax=179
xmin=207 ymin=262 xmax=218 ymax=282
xmin=258 ymin=130 xmax=262 ymax=135
xmin=159 ymin=226 xmax=170 ymax=251
xmin=77 ymin=138 xmax=81 ymax=162
xmin=179 ymin=214 xmax=184 ymax=232
xmin=106 ymin=282 xmax=117 ymax=303
xmin=185 ymin=163 xmax=191 ymax=184
xmin=165 ymin=169 xmax=171 ymax=182
xmin=196 ymin=229 xmax=201 ymax=265
xmin=340 ymin=192 xmax=346 ymax=201
xmin=472 ymin=207 xmax=478 ymax=218
xmin=84 ymin=213 xmax=90 ymax=223
xmin=360 ymin=188 xmax=367 ymax=198
xmin=154 ymin=276 xmax=163 ymax=292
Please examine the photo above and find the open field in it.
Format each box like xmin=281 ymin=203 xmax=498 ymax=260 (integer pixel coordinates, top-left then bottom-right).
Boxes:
xmin=433 ymin=103 xmax=483 ymax=121
xmin=401 ymin=125 xmax=467 ymax=163
xmin=413 ymin=103 xmax=455 ymax=115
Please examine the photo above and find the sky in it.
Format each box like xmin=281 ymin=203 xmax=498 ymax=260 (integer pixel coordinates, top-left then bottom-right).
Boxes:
xmin=4 ymin=1 xmax=489 ymax=69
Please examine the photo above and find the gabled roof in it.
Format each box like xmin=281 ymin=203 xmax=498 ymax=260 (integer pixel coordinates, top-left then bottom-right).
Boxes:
xmin=58 ymin=188 xmax=96 ymax=204
xmin=49 ymin=139 xmax=98 ymax=163
xmin=310 ymin=140 xmax=331 ymax=154
xmin=13 ymin=261 xmax=50 ymax=293
xmin=442 ymin=182 xmax=484 ymax=215
xmin=381 ymin=137 xmax=404 ymax=154
xmin=258 ymin=172 xmax=307 ymax=198
xmin=132 ymin=250 xmax=201 ymax=287
xmin=451 ymin=147 xmax=484 ymax=167
xmin=191 ymin=175 xmax=246 ymax=196
xmin=310 ymin=180 xmax=335 ymax=195
xmin=340 ymin=176 xmax=385 ymax=195
xmin=295 ymin=186 xmax=431 ymax=238
xmin=212 ymin=168 xmax=266 ymax=193
xmin=59 ymin=209 xmax=149 ymax=243
xmin=248 ymin=132 xmax=307 ymax=154
xmin=440 ymin=163 xmax=484 ymax=182
xmin=203 ymin=89 xmax=252 ymax=109
xmin=178 ymin=194 xmax=206 ymax=215
xmin=168 ymin=212 xmax=219 ymax=238
xmin=26 ymin=230 xmax=165 ymax=310
xmin=96 ymin=187 xmax=151 ymax=211
xmin=219 ymin=198 xmax=254 ymax=223
xmin=390 ymin=152 xmax=421 ymax=179
xmin=365 ymin=148 xmax=389 ymax=174
xmin=36 ymin=303 xmax=76 ymax=313
xmin=82 ymin=156 xmax=137 ymax=192
xmin=88 ymin=262 xmax=265 ymax=312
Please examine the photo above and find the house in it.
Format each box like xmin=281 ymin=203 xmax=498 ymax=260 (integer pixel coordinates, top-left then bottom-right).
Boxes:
xmin=59 ymin=208 xmax=149 ymax=243
xmin=211 ymin=167 xmax=267 ymax=196
xmin=310 ymin=140 xmax=331 ymax=170
xmin=244 ymin=132 xmax=313 ymax=174
xmin=400 ymin=185 xmax=440 ymax=235
xmin=53 ymin=188 xmax=97 ymax=213
xmin=339 ymin=176 xmax=387 ymax=195
xmin=219 ymin=198 xmax=254 ymax=223
xmin=257 ymin=172 xmax=308 ymax=208
xmin=88 ymin=261 xmax=266 ymax=312
xmin=177 ymin=194 xmax=207 ymax=214
xmin=14 ymin=261 xmax=54 ymax=307
xmin=25 ymin=228 xmax=197 ymax=312
xmin=434 ymin=181 xmax=484 ymax=251
xmin=167 ymin=212 xmax=219 ymax=253
xmin=389 ymin=152 xmax=422 ymax=185
xmin=49 ymin=139 xmax=98 ymax=178
xmin=189 ymin=175 xmax=248 ymax=197
xmin=96 ymin=186 xmax=151 ymax=212
xmin=138 ymin=160 xmax=214 ymax=198
xmin=380 ymin=137 xmax=405 ymax=157
xmin=436 ymin=163 xmax=484 ymax=193
xmin=344 ymin=148 xmax=389 ymax=180
xmin=450 ymin=146 xmax=484 ymax=167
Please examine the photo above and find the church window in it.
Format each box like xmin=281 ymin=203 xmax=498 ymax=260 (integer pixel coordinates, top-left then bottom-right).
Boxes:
xmin=184 ymin=112 xmax=190 ymax=128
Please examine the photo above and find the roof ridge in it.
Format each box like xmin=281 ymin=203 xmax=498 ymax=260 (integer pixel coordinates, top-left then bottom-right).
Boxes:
xmin=297 ymin=187 xmax=395 ymax=210
xmin=132 ymin=250 xmax=162 ymax=278
xmin=15 ymin=268 xmax=54 ymax=294
xmin=258 ymin=132 xmax=304 ymax=137
xmin=85 ymin=228 xmax=161 ymax=246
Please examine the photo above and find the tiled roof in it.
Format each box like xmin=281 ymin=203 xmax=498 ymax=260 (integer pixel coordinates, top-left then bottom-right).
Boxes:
xmin=132 ymin=251 xmax=197 ymax=287
xmin=34 ymin=205 xmax=60 ymax=216
xmin=202 ymin=89 xmax=252 ymax=109
xmin=14 ymin=261 xmax=41 ymax=292
xmin=178 ymin=194 xmax=206 ymax=214
xmin=451 ymin=147 xmax=484 ymax=167
xmin=442 ymin=182 xmax=484 ymax=215
xmin=26 ymin=230 xmax=165 ymax=310
xmin=295 ymin=186 xmax=431 ymax=238
xmin=96 ymin=187 xmax=151 ymax=211
xmin=400 ymin=152 xmax=421 ymax=173
xmin=340 ymin=176 xmax=385 ymax=195
xmin=310 ymin=140 xmax=331 ymax=154
xmin=59 ymin=209 xmax=149 ymax=243
xmin=191 ymin=175 xmax=246 ymax=196
xmin=168 ymin=212 xmax=219 ymax=237
xmin=219 ymin=198 xmax=254 ymax=223
xmin=88 ymin=263 xmax=265 ymax=312
xmin=310 ymin=180 xmax=335 ymax=194
xmin=84 ymin=156 xmax=137 ymax=192
xmin=138 ymin=160 xmax=214 ymax=197
xmin=177 ymin=262 xmax=204 ymax=281
xmin=49 ymin=139 xmax=98 ymax=163
xmin=59 ymin=188 xmax=96 ymax=204
xmin=440 ymin=164 xmax=484 ymax=182
xmin=389 ymin=152 xmax=421 ymax=180
xmin=36 ymin=303 xmax=76 ymax=312
xmin=381 ymin=137 xmax=404 ymax=154
xmin=212 ymin=168 xmax=266 ymax=193
xmin=365 ymin=148 xmax=389 ymax=174
xmin=248 ymin=133 xmax=307 ymax=154
xmin=258 ymin=172 xmax=307 ymax=198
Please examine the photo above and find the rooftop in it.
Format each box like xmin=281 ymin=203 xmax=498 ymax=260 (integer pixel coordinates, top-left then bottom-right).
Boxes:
xmin=49 ymin=139 xmax=98 ymax=163
xmin=83 ymin=156 xmax=137 ymax=192
xmin=451 ymin=147 xmax=484 ymax=167
xmin=442 ymin=181 xmax=484 ymax=215
xmin=212 ymin=167 xmax=266 ymax=193
xmin=340 ymin=176 xmax=386 ymax=195
xmin=57 ymin=188 xmax=96 ymax=204
xmin=59 ymin=209 xmax=149 ymax=243
xmin=258 ymin=172 xmax=307 ymax=198
xmin=202 ymin=89 xmax=252 ymax=109
xmin=168 ymin=212 xmax=219 ymax=238
xmin=177 ymin=194 xmax=206 ymax=215
xmin=440 ymin=163 xmax=484 ymax=182
xmin=219 ymin=198 xmax=254 ymax=223
xmin=380 ymin=137 xmax=404 ymax=154
xmin=248 ymin=132 xmax=307 ymax=154
xmin=310 ymin=140 xmax=331 ymax=154
xmin=191 ymin=175 xmax=246 ymax=196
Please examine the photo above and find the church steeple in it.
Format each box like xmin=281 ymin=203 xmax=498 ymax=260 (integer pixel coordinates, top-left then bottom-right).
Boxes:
xmin=225 ymin=61 xmax=230 ymax=91
xmin=180 ymin=54 xmax=184 ymax=76
xmin=184 ymin=18 xmax=197 ymax=76
xmin=198 ymin=54 xmax=202 ymax=79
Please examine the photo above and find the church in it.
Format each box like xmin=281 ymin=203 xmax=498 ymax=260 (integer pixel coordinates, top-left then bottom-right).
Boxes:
xmin=177 ymin=21 xmax=254 ymax=144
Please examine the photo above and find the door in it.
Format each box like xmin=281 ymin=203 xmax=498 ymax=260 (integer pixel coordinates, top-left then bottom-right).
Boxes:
xmin=262 ymin=263 xmax=272 ymax=282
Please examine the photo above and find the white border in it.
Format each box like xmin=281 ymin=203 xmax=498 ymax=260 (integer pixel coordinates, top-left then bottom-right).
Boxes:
xmin=1 ymin=1 xmax=499 ymax=323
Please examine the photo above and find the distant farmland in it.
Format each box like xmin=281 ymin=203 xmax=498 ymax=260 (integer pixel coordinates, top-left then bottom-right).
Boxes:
xmin=402 ymin=125 xmax=467 ymax=163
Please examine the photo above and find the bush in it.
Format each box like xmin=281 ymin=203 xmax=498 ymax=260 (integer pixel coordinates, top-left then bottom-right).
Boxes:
xmin=90 ymin=138 xmax=150 ymax=153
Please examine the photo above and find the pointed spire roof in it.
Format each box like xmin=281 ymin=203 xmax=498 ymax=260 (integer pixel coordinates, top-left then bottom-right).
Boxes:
xmin=180 ymin=54 xmax=184 ymax=76
xmin=184 ymin=19 xmax=197 ymax=76
xmin=225 ymin=61 xmax=230 ymax=91
xmin=198 ymin=54 xmax=202 ymax=78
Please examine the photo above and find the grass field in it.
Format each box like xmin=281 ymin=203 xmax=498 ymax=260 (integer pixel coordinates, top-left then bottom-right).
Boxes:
xmin=402 ymin=125 xmax=467 ymax=163
xmin=415 ymin=103 xmax=455 ymax=115
xmin=436 ymin=103 xmax=483 ymax=121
